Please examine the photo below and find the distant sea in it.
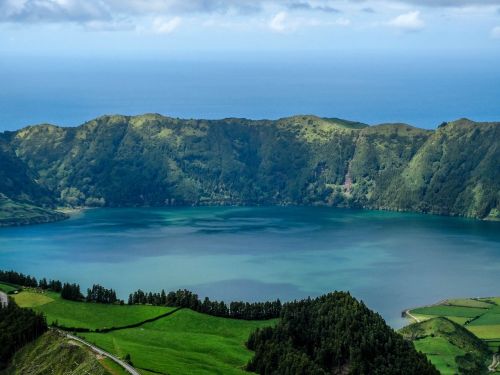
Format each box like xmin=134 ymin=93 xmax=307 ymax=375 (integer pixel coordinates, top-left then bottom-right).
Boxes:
xmin=1 ymin=52 xmax=499 ymax=131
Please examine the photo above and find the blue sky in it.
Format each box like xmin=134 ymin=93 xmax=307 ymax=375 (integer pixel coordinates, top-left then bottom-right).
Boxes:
xmin=1 ymin=0 xmax=500 ymax=58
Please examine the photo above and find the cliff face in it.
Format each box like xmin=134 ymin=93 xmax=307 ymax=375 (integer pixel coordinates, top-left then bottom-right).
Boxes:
xmin=1 ymin=114 xmax=498 ymax=220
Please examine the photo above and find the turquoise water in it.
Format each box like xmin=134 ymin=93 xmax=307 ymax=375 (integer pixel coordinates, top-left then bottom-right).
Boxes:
xmin=0 ymin=207 xmax=499 ymax=326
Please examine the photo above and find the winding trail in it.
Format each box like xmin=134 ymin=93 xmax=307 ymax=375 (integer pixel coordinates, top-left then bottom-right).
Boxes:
xmin=405 ymin=309 xmax=421 ymax=323
xmin=55 ymin=329 xmax=140 ymax=375
xmin=0 ymin=291 xmax=8 ymax=308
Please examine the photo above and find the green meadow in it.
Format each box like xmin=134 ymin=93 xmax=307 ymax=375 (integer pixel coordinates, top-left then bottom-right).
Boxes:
xmin=409 ymin=297 xmax=500 ymax=350
xmin=13 ymin=290 xmax=174 ymax=330
xmin=406 ymin=297 xmax=500 ymax=373
xmin=82 ymin=309 xmax=276 ymax=375
xmin=400 ymin=317 xmax=490 ymax=375
xmin=11 ymin=288 xmax=275 ymax=374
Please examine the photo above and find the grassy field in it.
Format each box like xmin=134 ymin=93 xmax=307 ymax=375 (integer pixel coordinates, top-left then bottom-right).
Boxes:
xmin=13 ymin=290 xmax=174 ymax=330
xmin=0 ymin=282 xmax=20 ymax=294
xmin=407 ymin=297 xmax=500 ymax=373
xmin=411 ymin=305 xmax=488 ymax=319
xmin=400 ymin=317 xmax=490 ymax=375
xmin=409 ymin=297 xmax=500 ymax=351
xmin=413 ymin=336 xmax=464 ymax=375
xmin=82 ymin=309 xmax=276 ymax=375
xmin=98 ymin=357 xmax=130 ymax=375
xmin=12 ymin=288 xmax=275 ymax=374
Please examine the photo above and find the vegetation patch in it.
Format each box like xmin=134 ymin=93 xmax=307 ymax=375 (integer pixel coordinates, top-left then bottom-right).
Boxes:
xmin=411 ymin=305 xmax=487 ymax=319
xmin=1 ymin=331 xmax=112 ymax=375
xmin=82 ymin=309 xmax=275 ymax=375
xmin=13 ymin=290 xmax=54 ymax=307
xmin=0 ymin=196 xmax=67 ymax=227
xmin=400 ymin=317 xmax=490 ymax=374
xmin=13 ymin=290 xmax=174 ymax=330
xmin=445 ymin=298 xmax=495 ymax=309
xmin=407 ymin=297 xmax=500 ymax=374
xmin=0 ymin=283 xmax=19 ymax=294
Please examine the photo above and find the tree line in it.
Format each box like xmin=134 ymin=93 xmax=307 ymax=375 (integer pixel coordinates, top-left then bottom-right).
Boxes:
xmin=0 ymin=270 xmax=62 ymax=293
xmin=0 ymin=270 xmax=119 ymax=304
xmin=2 ymin=270 xmax=281 ymax=319
xmin=128 ymin=289 xmax=282 ymax=320
xmin=0 ymin=299 xmax=47 ymax=369
xmin=86 ymin=284 xmax=118 ymax=304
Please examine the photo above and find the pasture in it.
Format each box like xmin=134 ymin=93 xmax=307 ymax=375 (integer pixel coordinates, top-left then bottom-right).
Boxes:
xmin=407 ymin=296 xmax=500 ymax=371
xmin=82 ymin=309 xmax=276 ymax=375
xmin=13 ymin=290 xmax=174 ymax=330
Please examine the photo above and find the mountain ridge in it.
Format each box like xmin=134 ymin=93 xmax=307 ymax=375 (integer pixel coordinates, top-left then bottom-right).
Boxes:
xmin=0 ymin=114 xmax=498 ymax=225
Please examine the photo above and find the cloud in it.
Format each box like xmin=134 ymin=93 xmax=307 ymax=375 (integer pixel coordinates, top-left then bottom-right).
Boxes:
xmin=388 ymin=11 xmax=425 ymax=32
xmin=288 ymin=2 xmax=339 ymax=13
xmin=269 ymin=11 xmax=288 ymax=32
xmin=389 ymin=0 xmax=500 ymax=6
xmin=0 ymin=0 xmax=111 ymax=22
xmin=84 ymin=19 xmax=135 ymax=32
xmin=492 ymin=26 xmax=500 ymax=39
xmin=152 ymin=16 xmax=181 ymax=34
xmin=0 ymin=0 xmax=498 ymax=30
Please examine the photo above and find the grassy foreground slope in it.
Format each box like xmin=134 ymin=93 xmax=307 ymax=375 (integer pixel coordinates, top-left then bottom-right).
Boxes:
xmin=1 ymin=115 xmax=498 ymax=220
xmin=400 ymin=317 xmax=490 ymax=374
xmin=82 ymin=309 xmax=276 ymax=375
xmin=11 ymin=289 xmax=276 ymax=374
xmin=0 ymin=330 xmax=125 ymax=375
xmin=13 ymin=290 xmax=174 ymax=330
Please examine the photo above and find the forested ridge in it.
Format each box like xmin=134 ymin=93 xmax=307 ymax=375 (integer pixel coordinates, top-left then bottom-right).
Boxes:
xmin=0 ymin=114 xmax=498 ymax=222
xmin=246 ymin=292 xmax=439 ymax=375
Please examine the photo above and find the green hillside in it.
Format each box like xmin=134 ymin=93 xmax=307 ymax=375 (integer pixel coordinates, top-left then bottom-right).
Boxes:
xmin=13 ymin=290 xmax=175 ymax=331
xmin=82 ymin=309 xmax=275 ymax=375
xmin=0 ymin=330 xmax=122 ymax=375
xmin=400 ymin=317 xmax=490 ymax=374
xmin=0 ymin=196 xmax=67 ymax=227
xmin=1 ymin=114 xmax=498 ymax=223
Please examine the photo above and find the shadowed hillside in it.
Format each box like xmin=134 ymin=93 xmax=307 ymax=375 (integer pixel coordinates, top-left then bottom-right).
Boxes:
xmin=0 ymin=114 xmax=498 ymax=223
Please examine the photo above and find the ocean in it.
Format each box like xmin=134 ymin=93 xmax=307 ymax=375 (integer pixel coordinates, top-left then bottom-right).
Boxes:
xmin=1 ymin=52 xmax=499 ymax=131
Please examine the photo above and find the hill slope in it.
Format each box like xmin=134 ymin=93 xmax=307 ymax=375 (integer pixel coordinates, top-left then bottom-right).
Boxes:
xmin=1 ymin=114 xmax=498 ymax=221
xmin=400 ymin=317 xmax=491 ymax=374
xmin=1 ymin=331 xmax=115 ymax=375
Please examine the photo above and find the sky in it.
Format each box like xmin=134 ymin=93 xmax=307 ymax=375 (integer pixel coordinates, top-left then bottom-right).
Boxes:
xmin=1 ymin=0 xmax=500 ymax=130
xmin=1 ymin=0 xmax=500 ymax=57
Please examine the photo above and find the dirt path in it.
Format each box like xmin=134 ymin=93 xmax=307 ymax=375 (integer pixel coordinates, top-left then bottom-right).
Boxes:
xmin=405 ymin=310 xmax=421 ymax=323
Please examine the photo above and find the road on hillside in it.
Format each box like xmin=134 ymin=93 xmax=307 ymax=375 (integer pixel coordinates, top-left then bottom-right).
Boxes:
xmin=57 ymin=330 xmax=141 ymax=375
xmin=405 ymin=310 xmax=421 ymax=323
xmin=0 ymin=291 xmax=8 ymax=307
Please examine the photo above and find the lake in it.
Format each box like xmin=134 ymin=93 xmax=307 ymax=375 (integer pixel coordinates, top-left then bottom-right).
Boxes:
xmin=0 ymin=206 xmax=499 ymax=327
